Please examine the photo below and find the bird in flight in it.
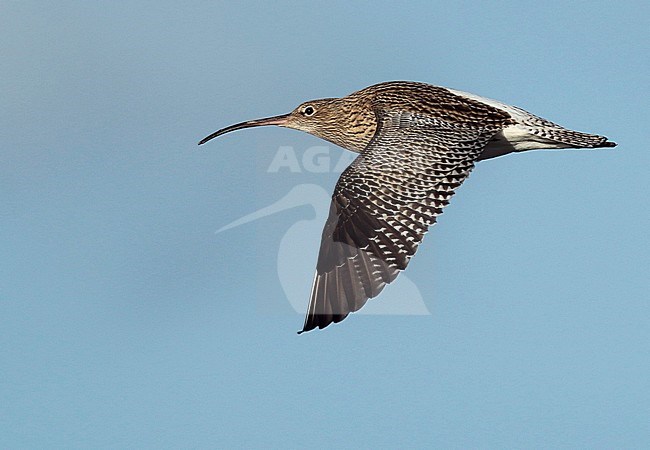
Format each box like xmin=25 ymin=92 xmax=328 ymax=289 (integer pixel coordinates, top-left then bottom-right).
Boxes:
xmin=199 ymin=81 xmax=616 ymax=333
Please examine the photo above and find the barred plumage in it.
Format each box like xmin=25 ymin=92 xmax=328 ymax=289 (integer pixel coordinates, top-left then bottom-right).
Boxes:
xmin=199 ymin=81 xmax=617 ymax=333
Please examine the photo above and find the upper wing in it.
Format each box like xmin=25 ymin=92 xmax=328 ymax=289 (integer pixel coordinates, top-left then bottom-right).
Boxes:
xmin=299 ymin=108 xmax=508 ymax=333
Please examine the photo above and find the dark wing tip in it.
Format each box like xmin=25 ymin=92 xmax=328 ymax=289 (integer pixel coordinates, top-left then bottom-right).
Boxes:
xmin=298 ymin=315 xmax=348 ymax=334
xmin=600 ymin=140 xmax=617 ymax=148
xmin=297 ymin=320 xmax=320 ymax=335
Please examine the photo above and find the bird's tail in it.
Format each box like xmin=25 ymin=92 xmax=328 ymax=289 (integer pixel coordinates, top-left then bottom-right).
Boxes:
xmin=531 ymin=127 xmax=617 ymax=149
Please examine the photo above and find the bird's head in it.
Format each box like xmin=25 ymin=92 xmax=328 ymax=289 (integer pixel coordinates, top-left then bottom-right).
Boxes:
xmin=199 ymin=95 xmax=378 ymax=152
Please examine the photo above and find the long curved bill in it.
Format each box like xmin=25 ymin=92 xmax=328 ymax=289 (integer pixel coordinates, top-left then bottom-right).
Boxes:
xmin=198 ymin=113 xmax=290 ymax=145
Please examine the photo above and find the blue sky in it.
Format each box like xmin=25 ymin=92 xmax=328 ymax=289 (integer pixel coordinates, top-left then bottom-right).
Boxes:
xmin=1 ymin=1 xmax=649 ymax=448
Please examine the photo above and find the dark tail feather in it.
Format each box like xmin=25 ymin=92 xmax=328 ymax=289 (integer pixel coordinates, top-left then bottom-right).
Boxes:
xmin=534 ymin=127 xmax=617 ymax=149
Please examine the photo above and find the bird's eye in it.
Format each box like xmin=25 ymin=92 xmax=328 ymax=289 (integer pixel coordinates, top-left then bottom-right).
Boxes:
xmin=302 ymin=106 xmax=315 ymax=116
